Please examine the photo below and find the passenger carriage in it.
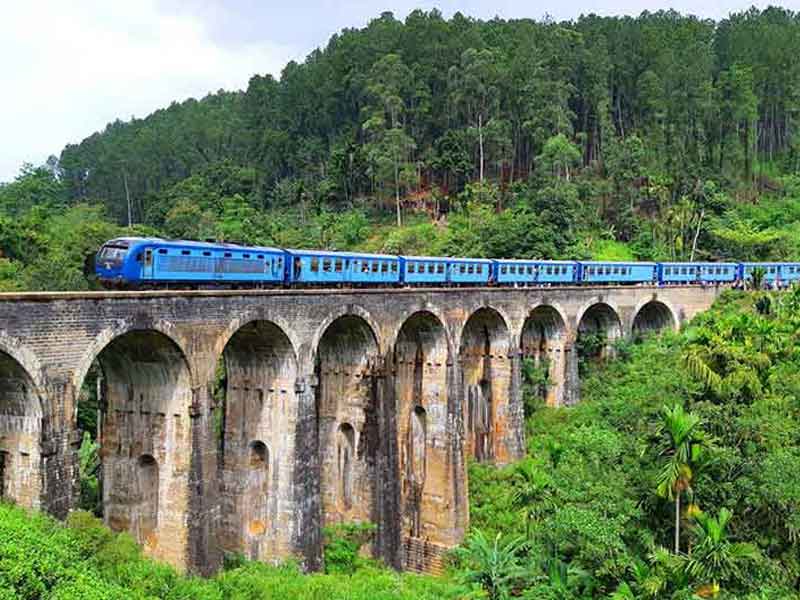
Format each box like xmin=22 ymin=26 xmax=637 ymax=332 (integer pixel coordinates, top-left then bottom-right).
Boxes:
xmin=493 ymin=259 xmax=576 ymax=285
xmin=286 ymin=250 xmax=400 ymax=285
xmin=577 ymin=261 xmax=657 ymax=285
xmin=659 ymin=262 xmax=738 ymax=285
xmin=742 ymin=262 xmax=800 ymax=287
xmin=400 ymin=256 xmax=492 ymax=285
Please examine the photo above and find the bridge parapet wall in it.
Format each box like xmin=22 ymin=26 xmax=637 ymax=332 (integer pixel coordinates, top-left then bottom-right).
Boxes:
xmin=0 ymin=284 xmax=722 ymax=573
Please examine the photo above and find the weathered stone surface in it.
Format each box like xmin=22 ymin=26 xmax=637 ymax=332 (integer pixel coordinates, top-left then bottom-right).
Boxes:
xmin=0 ymin=284 xmax=721 ymax=574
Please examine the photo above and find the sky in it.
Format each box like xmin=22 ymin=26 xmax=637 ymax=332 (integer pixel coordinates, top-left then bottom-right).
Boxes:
xmin=1 ymin=0 xmax=794 ymax=183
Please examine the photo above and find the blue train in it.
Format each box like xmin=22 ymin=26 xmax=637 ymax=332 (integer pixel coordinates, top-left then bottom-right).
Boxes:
xmin=94 ymin=237 xmax=800 ymax=289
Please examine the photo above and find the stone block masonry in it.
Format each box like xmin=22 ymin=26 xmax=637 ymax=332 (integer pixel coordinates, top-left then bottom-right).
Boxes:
xmin=0 ymin=284 xmax=722 ymax=574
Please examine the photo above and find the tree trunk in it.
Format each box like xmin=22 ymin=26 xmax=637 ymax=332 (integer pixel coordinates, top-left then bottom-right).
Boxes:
xmin=478 ymin=113 xmax=485 ymax=184
xmin=674 ymin=492 xmax=681 ymax=554
xmin=395 ymin=158 xmax=402 ymax=228
xmin=690 ymin=209 xmax=704 ymax=261
xmin=122 ymin=168 xmax=132 ymax=228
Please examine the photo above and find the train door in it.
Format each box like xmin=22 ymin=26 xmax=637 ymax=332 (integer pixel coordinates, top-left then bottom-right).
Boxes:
xmin=142 ymin=248 xmax=154 ymax=279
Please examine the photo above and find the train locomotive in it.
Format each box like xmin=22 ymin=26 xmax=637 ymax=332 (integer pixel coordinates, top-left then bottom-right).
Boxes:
xmin=94 ymin=237 xmax=800 ymax=289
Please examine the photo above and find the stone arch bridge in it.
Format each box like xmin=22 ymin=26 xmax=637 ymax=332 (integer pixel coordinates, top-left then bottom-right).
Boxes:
xmin=0 ymin=285 xmax=720 ymax=574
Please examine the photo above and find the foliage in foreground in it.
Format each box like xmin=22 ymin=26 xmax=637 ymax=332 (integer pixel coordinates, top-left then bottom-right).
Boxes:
xmin=467 ymin=288 xmax=800 ymax=598
xmin=0 ymin=505 xmax=464 ymax=600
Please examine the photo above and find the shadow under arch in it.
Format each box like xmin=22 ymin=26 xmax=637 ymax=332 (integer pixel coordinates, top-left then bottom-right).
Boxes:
xmin=520 ymin=304 xmax=568 ymax=407
xmin=632 ymin=300 xmax=678 ymax=338
xmin=576 ymin=302 xmax=623 ymax=361
xmin=215 ymin=319 xmax=298 ymax=563
xmin=0 ymin=350 xmax=44 ymax=508
xmin=74 ymin=328 xmax=193 ymax=569
xmin=459 ymin=306 xmax=511 ymax=463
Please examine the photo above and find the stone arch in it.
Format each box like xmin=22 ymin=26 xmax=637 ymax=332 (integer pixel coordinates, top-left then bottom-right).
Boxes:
xmin=576 ymin=302 xmax=623 ymax=360
xmin=459 ymin=307 xmax=511 ymax=463
xmin=393 ymin=311 xmax=449 ymax=544
xmin=215 ymin=311 xmax=301 ymax=375
xmin=71 ymin=320 xmax=193 ymax=398
xmin=216 ymin=320 xmax=297 ymax=563
xmin=385 ymin=303 xmax=450 ymax=354
xmin=520 ymin=304 xmax=568 ymax=407
xmin=79 ymin=329 xmax=193 ymax=568
xmin=315 ymin=314 xmax=380 ymax=526
xmin=0 ymin=350 xmax=43 ymax=508
xmin=0 ymin=333 xmax=46 ymax=391
xmin=632 ymin=300 xmax=678 ymax=337
xmin=308 ymin=305 xmax=384 ymax=367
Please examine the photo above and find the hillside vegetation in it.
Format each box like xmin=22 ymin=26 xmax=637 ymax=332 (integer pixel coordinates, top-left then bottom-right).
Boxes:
xmin=3 ymin=8 xmax=800 ymax=291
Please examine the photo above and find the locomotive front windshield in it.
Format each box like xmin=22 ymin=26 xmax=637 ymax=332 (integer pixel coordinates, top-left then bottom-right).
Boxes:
xmin=97 ymin=244 xmax=129 ymax=268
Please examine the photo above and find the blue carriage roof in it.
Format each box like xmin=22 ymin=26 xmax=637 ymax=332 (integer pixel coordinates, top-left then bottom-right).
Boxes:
xmin=579 ymin=260 xmax=657 ymax=266
xmin=660 ymin=261 xmax=739 ymax=266
xmin=400 ymin=255 xmax=491 ymax=263
xmin=495 ymin=258 xmax=575 ymax=264
xmin=285 ymin=249 xmax=398 ymax=260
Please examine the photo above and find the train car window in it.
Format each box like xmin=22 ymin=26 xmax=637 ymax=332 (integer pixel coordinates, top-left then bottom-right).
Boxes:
xmin=203 ymin=251 xmax=211 ymax=257
xmin=500 ymin=266 xmax=507 ymax=274
xmin=310 ymin=258 xmax=319 ymax=272
xmin=391 ymin=263 xmax=398 ymax=272
xmin=466 ymin=265 xmax=473 ymax=274
xmin=369 ymin=262 xmax=377 ymax=273
xmin=381 ymin=262 xmax=388 ymax=273
xmin=458 ymin=264 xmax=464 ymax=274
xmin=408 ymin=263 xmax=415 ymax=273
xmin=181 ymin=250 xmax=191 ymax=256
xmin=436 ymin=264 xmax=444 ymax=274
xmin=158 ymin=249 xmax=167 ymax=255
xmin=224 ymin=252 xmax=232 ymax=258
xmin=243 ymin=253 xmax=250 ymax=259
xmin=277 ymin=258 xmax=283 ymax=268
xmin=546 ymin=266 xmax=553 ymax=275
xmin=257 ymin=254 xmax=264 ymax=259
xmin=508 ymin=266 xmax=515 ymax=274
xmin=526 ymin=266 xmax=533 ymax=275
xmin=334 ymin=259 xmax=343 ymax=272
xmin=323 ymin=259 xmax=332 ymax=272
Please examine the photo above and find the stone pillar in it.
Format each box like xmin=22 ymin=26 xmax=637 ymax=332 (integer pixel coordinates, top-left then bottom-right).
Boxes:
xmin=188 ymin=383 xmax=221 ymax=575
xmin=562 ymin=343 xmax=580 ymax=406
xmin=292 ymin=374 xmax=322 ymax=570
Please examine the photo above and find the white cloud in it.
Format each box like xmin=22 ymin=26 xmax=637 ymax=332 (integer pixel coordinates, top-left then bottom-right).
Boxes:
xmin=0 ymin=1 xmax=297 ymax=182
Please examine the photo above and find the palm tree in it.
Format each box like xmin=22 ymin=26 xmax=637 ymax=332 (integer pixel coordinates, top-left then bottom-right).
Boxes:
xmin=748 ymin=266 xmax=766 ymax=290
xmin=655 ymin=403 xmax=706 ymax=554
xmin=511 ymin=459 xmax=553 ymax=538
xmin=454 ymin=530 xmax=528 ymax=600
xmin=685 ymin=508 xmax=759 ymax=596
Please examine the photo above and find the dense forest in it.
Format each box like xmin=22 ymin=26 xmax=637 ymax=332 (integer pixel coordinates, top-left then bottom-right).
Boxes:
xmin=3 ymin=7 xmax=800 ymax=292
